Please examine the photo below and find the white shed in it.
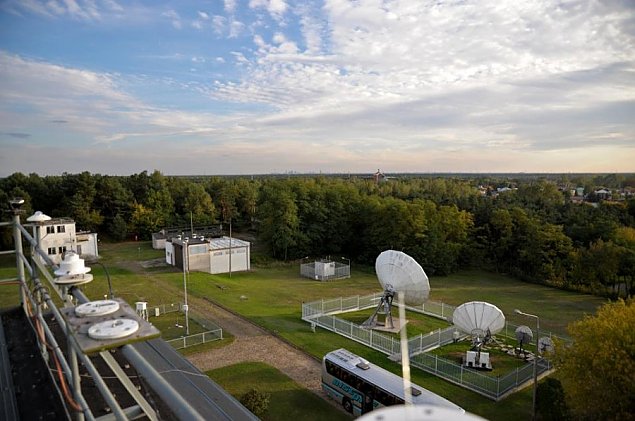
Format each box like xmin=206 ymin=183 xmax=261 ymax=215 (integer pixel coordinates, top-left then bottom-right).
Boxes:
xmin=209 ymin=236 xmax=250 ymax=275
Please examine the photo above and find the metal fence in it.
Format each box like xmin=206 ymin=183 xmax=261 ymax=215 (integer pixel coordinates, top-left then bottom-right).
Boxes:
xmin=302 ymin=294 xmax=556 ymax=401
xmin=167 ymin=329 xmax=224 ymax=350
xmin=149 ymin=302 xmax=182 ymax=317
xmin=300 ymin=260 xmax=350 ymax=281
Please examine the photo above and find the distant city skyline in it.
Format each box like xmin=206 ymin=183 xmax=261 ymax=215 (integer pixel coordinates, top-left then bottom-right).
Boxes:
xmin=1 ymin=0 xmax=634 ymax=176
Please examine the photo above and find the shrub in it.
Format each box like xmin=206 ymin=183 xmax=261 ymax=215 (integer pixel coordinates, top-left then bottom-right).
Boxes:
xmin=240 ymin=388 xmax=271 ymax=417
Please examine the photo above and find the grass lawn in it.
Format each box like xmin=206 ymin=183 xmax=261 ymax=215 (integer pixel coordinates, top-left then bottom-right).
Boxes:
xmin=206 ymin=362 xmax=351 ymax=421
xmin=337 ymin=308 xmax=452 ymax=337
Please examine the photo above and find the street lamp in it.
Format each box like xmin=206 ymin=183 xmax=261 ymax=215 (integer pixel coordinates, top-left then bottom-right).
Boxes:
xmin=182 ymin=239 xmax=190 ymax=335
xmin=515 ymin=308 xmax=539 ymax=420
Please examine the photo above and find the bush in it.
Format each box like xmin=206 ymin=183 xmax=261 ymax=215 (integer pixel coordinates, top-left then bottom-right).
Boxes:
xmin=240 ymin=388 xmax=271 ymax=417
xmin=536 ymin=378 xmax=570 ymax=421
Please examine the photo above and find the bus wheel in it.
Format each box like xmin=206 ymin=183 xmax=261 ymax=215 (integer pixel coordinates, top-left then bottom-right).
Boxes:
xmin=342 ymin=398 xmax=353 ymax=414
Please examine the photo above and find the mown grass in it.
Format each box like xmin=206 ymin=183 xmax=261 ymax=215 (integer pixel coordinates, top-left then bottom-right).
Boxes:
xmin=1 ymin=241 xmax=606 ymax=421
xmin=206 ymin=362 xmax=351 ymax=421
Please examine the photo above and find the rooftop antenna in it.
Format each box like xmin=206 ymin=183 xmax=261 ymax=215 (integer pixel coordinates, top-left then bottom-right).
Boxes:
xmin=452 ymin=301 xmax=505 ymax=370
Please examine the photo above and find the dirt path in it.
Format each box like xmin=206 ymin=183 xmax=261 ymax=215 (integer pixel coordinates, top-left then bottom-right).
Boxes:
xmin=185 ymin=295 xmax=323 ymax=395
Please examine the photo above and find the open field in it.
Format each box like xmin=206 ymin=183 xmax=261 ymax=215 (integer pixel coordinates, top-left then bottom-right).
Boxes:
xmin=0 ymin=241 xmax=607 ymax=420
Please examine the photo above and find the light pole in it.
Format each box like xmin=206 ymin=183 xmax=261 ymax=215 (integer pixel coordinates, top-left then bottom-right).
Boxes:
xmin=515 ymin=308 xmax=539 ymax=420
xmin=182 ymin=239 xmax=190 ymax=335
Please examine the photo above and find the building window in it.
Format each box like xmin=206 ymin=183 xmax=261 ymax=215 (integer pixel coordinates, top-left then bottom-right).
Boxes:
xmin=57 ymin=226 xmax=66 ymax=233
xmin=58 ymin=246 xmax=67 ymax=255
xmin=48 ymin=247 xmax=56 ymax=255
xmin=46 ymin=226 xmax=55 ymax=234
xmin=189 ymin=244 xmax=208 ymax=255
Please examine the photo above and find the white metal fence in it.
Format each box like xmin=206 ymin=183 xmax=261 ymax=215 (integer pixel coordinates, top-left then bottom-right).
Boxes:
xmin=300 ymin=260 xmax=350 ymax=281
xmin=166 ymin=329 xmax=223 ymax=350
xmin=302 ymin=294 xmax=555 ymax=400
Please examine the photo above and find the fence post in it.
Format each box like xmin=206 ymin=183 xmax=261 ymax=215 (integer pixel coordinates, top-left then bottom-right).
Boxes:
xmin=435 ymin=354 xmax=438 ymax=373
xmin=460 ymin=364 xmax=463 ymax=384
xmin=441 ymin=303 xmax=444 ymax=319
xmin=182 ymin=337 xmax=186 ymax=349
xmin=420 ymin=334 xmax=423 ymax=352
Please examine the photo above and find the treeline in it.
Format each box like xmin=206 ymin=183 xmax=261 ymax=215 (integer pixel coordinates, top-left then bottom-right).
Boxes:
xmin=1 ymin=171 xmax=634 ymax=298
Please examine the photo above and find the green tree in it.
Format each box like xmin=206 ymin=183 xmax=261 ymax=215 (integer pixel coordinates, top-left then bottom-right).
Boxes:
xmin=554 ymin=299 xmax=635 ymax=420
xmin=536 ymin=378 xmax=570 ymax=421
xmin=257 ymin=184 xmax=300 ymax=260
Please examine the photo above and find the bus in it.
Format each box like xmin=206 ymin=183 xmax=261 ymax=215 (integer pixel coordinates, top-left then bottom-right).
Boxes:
xmin=321 ymin=348 xmax=464 ymax=416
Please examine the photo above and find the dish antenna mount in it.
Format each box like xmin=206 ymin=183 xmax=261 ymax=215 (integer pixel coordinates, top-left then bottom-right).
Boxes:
xmin=363 ymin=250 xmax=430 ymax=331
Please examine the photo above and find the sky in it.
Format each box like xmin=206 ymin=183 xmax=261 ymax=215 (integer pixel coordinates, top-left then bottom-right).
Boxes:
xmin=0 ymin=0 xmax=634 ymax=176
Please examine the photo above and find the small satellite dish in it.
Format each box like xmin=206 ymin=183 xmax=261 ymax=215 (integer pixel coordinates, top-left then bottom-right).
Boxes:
xmin=363 ymin=250 xmax=430 ymax=330
xmin=538 ymin=336 xmax=555 ymax=354
xmin=452 ymin=301 xmax=505 ymax=337
xmin=515 ymin=325 xmax=533 ymax=349
xmin=375 ymin=250 xmax=430 ymax=306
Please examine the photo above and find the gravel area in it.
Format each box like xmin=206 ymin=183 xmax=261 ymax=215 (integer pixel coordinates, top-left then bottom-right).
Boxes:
xmin=185 ymin=295 xmax=323 ymax=394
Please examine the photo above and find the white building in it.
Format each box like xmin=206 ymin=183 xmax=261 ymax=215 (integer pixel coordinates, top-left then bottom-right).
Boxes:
xmin=30 ymin=216 xmax=99 ymax=264
xmin=166 ymin=236 xmax=250 ymax=275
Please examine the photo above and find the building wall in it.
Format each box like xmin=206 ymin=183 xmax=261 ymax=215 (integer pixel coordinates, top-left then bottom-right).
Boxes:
xmin=38 ymin=222 xmax=77 ymax=264
xmin=209 ymin=246 xmax=250 ymax=274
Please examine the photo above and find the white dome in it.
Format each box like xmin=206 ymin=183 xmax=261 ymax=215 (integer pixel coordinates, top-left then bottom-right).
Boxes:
xmin=375 ymin=250 xmax=430 ymax=306
xmin=452 ymin=301 xmax=505 ymax=335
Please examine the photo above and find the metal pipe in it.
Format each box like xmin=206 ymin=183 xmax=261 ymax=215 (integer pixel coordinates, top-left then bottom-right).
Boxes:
xmin=75 ymin=350 xmax=127 ymax=420
xmin=121 ymin=345 xmax=205 ymax=421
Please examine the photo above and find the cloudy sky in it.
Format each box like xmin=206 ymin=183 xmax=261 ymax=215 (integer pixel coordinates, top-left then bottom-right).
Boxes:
xmin=0 ymin=0 xmax=633 ymax=176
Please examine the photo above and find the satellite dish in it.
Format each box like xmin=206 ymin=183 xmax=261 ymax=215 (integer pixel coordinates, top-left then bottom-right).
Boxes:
xmin=363 ymin=251 xmax=430 ymax=330
xmin=452 ymin=302 xmax=505 ymax=371
xmin=358 ymin=405 xmax=486 ymax=421
xmin=375 ymin=250 xmax=430 ymax=306
xmin=452 ymin=301 xmax=505 ymax=337
xmin=538 ymin=337 xmax=554 ymax=354
xmin=515 ymin=325 xmax=533 ymax=348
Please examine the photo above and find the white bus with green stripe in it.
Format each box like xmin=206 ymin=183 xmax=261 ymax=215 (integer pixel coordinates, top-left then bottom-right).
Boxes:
xmin=321 ymin=348 xmax=464 ymax=416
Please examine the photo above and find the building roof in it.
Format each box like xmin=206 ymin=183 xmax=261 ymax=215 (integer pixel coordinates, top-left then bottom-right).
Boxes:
xmin=210 ymin=236 xmax=250 ymax=249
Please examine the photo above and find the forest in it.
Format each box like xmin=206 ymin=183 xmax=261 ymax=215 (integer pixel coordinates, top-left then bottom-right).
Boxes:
xmin=1 ymin=171 xmax=634 ymax=298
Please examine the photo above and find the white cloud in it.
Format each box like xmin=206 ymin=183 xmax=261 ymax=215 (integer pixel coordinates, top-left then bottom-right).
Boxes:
xmin=197 ymin=10 xmax=209 ymax=20
xmin=212 ymin=15 xmax=225 ymax=34
xmin=2 ymin=0 xmax=117 ymax=20
xmin=249 ymin=0 xmax=287 ymax=21
xmin=224 ymin=0 xmax=236 ymax=14
xmin=229 ymin=19 xmax=245 ymax=38
xmin=162 ymin=9 xmax=182 ymax=29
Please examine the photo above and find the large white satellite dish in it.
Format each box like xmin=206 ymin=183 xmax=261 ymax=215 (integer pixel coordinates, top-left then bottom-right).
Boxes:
xmin=452 ymin=301 xmax=505 ymax=370
xmin=452 ymin=301 xmax=505 ymax=337
xmin=363 ymin=250 xmax=430 ymax=330
xmin=376 ymin=250 xmax=430 ymax=306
